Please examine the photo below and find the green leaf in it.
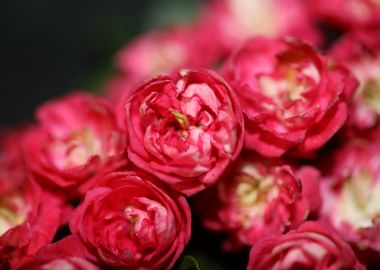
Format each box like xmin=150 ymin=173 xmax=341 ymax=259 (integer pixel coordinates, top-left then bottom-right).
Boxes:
xmin=178 ymin=255 xmax=201 ymax=270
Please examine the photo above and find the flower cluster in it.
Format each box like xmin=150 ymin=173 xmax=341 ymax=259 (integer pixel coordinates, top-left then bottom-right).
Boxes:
xmin=2 ymin=0 xmax=380 ymax=269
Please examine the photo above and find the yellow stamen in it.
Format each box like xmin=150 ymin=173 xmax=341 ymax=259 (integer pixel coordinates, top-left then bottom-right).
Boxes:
xmin=172 ymin=111 xmax=189 ymax=129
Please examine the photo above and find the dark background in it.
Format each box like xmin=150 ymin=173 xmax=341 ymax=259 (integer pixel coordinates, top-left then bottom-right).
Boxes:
xmin=0 ymin=0 xmax=200 ymax=126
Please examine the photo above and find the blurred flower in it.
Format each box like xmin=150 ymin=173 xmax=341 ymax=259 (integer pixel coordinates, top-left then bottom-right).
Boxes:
xmin=312 ymin=0 xmax=380 ymax=30
xmin=116 ymin=26 xmax=218 ymax=78
xmin=200 ymin=0 xmax=321 ymax=55
xmin=320 ymin=138 xmax=380 ymax=254
xmin=107 ymin=23 xmax=224 ymax=105
xmin=247 ymin=221 xmax=364 ymax=270
xmin=22 ymin=92 xmax=127 ymax=197
xmin=0 ymin=178 xmax=69 ymax=268
xmin=330 ymin=26 xmax=380 ymax=131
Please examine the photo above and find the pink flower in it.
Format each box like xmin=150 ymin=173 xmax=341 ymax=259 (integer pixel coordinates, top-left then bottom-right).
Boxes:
xmin=295 ymin=165 xmax=322 ymax=217
xmin=247 ymin=221 xmax=365 ymax=270
xmin=110 ymin=23 xmax=224 ymax=105
xmin=199 ymin=0 xmax=321 ymax=55
xmin=0 ymin=131 xmax=70 ymax=268
xmin=312 ymin=0 xmax=380 ymax=30
xmin=320 ymin=138 xmax=380 ymax=254
xmin=120 ymin=69 xmax=244 ymax=196
xmin=116 ymin=26 xmax=219 ymax=79
xmin=0 ymin=130 xmax=26 ymax=195
xmin=69 ymin=171 xmax=191 ymax=269
xmin=0 ymin=178 xmax=69 ymax=268
xmin=15 ymin=235 xmax=100 ymax=270
xmin=222 ymin=37 xmax=357 ymax=157
xmin=22 ymin=92 xmax=126 ymax=196
xmin=195 ymin=155 xmax=313 ymax=251
xmin=16 ymin=256 xmax=99 ymax=270
xmin=330 ymin=26 xmax=380 ymax=131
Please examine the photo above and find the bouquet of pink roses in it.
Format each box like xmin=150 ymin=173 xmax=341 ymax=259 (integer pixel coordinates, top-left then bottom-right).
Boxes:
xmin=2 ymin=0 xmax=380 ymax=269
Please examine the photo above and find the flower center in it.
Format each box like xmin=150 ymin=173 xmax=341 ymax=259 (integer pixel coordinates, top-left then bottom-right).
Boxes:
xmin=0 ymin=193 xmax=28 ymax=235
xmin=233 ymin=165 xmax=278 ymax=228
xmin=259 ymin=63 xmax=318 ymax=113
xmin=260 ymin=68 xmax=306 ymax=104
xmin=139 ymin=80 xmax=237 ymax=173
xmin=124 ymin=205 xmax=140 ymax=225
xmin=49 ymin=128 xmax=104 ymax=170
xmin=172 ymin=111 xmax=189 ymax=129
xmin=361 ymin=79 xmax=380 ymax=114
xmin=122 ymin=197 xmax=175 ymax=251
xmin=339 ymin=171 xmax=380 ymax=229
xmin=229 ymin=0 xmax=277 ymax=36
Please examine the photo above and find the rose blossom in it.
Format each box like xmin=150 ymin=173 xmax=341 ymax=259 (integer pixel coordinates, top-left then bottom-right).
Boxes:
xmin=22 ymin=92 xmax=126 ymax=196
xmin=0 ymin=130 xmax=70 ymax=268
xmin=120 ymin=69 xmax=244 ymax=196
xmin=195 ymin=155 xmax=318 ymax=251
xmin=320 ymin=138 xmax=380 ymax=253
xmin=247 ymin=221 xmax=365 ymax=270
xmin=199 ymin=0 xmax=321 ymax=55
xmin=69 ymin=171 xmax=191 ymax=269
xmin=330 ymin=27 xmax=380 ymax=130
xmin=222 ymin=37 xmax=357 ymax=157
